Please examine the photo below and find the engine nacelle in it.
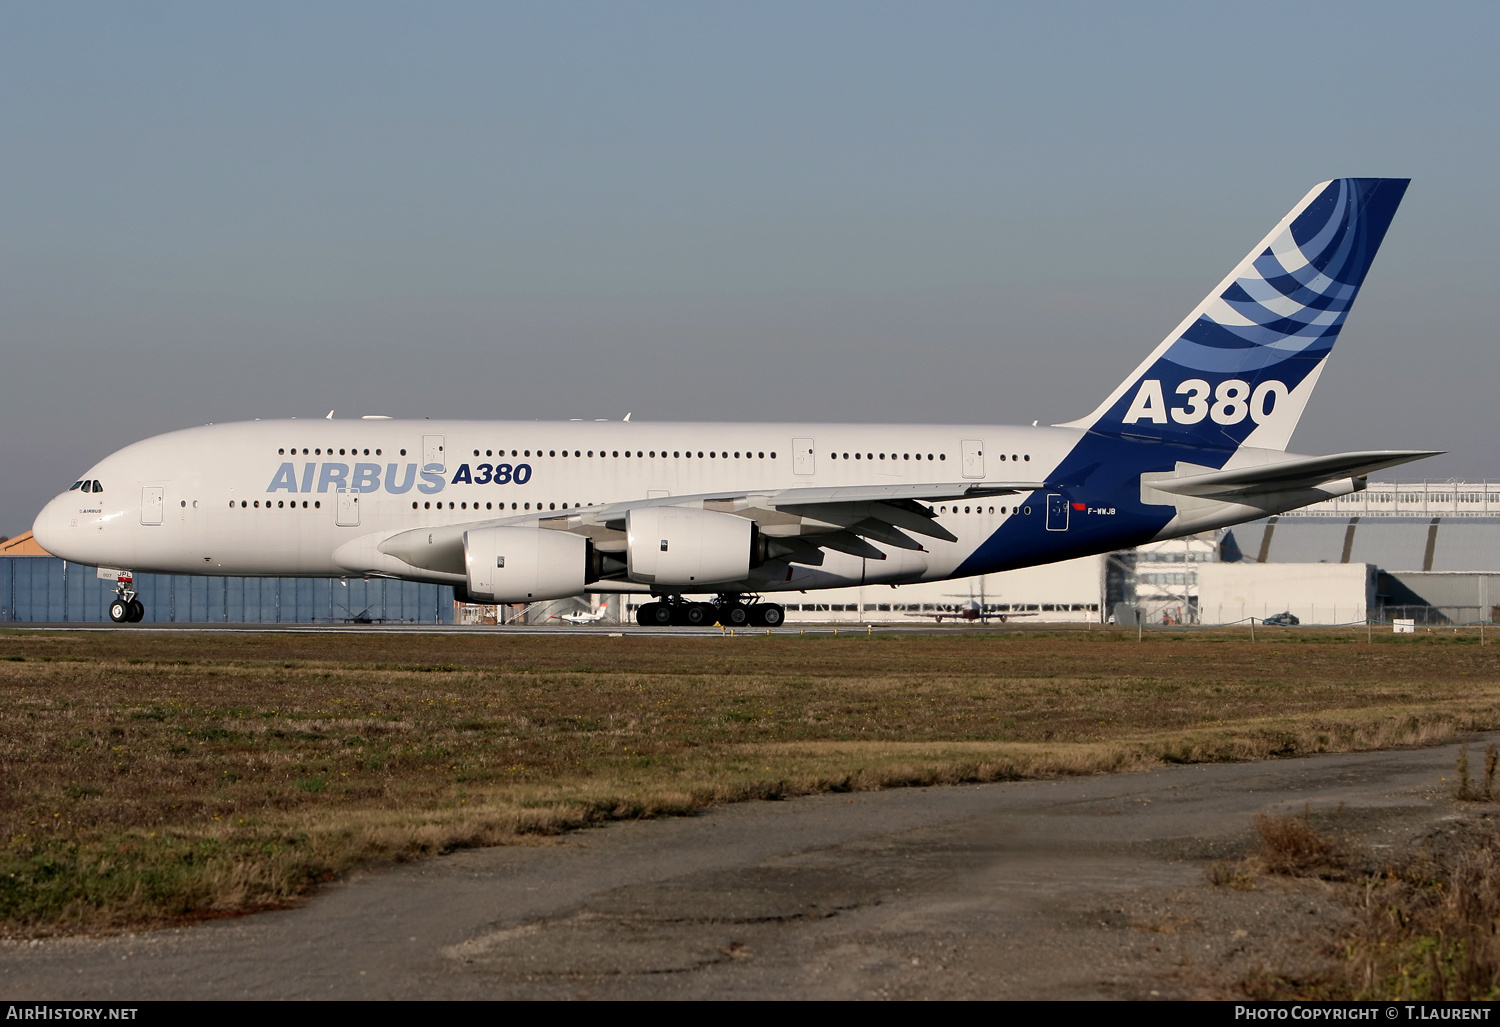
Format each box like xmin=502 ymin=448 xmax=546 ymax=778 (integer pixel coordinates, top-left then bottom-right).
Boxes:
xmin=626 ymin=507 xmax=753 ymax=586
xmin=464 ymin=526 xmax=589 ymax=603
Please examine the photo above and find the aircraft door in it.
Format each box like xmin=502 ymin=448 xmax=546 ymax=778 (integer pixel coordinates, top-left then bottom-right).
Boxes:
xmin=793 ymin=438 xmax=815 ymax=475
xmin=1045 ymin=493 xmax=1069 ymax=532
xmin=336 ymin=491 xmax=361 ymax=527
xmin=423 ymin=434 xmax=446 ymax=472
xmin=140 ymin=487 xmax=164 ymax=525
xmin=961 ymin=440 xmax=984 ymax=479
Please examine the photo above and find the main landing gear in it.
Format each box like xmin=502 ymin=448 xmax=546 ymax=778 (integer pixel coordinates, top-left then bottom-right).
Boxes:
xmin=635 ymin=594 xmax=785 ymax=628
xmin=107 ymin=576 xmax=145 ymax=624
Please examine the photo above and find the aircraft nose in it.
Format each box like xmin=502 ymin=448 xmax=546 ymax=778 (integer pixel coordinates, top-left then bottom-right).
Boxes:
xmin=31 ymin=493 xmax=73 ymax=556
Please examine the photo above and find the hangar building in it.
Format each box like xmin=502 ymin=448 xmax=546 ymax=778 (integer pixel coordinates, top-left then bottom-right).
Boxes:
xmin=1 ymin=532 xmax=455 ymax=625
xmin=1214 ymin=481 xmax=1500 ymax=626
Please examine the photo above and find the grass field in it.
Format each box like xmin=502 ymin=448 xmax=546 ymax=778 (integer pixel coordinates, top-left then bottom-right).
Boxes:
xmin=3 ymin=626 xmax=1500 ymax=936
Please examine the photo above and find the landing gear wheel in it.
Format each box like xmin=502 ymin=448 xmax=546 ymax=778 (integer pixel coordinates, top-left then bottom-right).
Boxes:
xmin=723 ymin=605 xmax=750 ymax=627
xmin=681 ymin=604 xmax=709 ymax=626
xmin=127 ymin=600 xmax=145 ymax=623
xmin=645 ymin=603 xmax=674 ymax=626
xmin=755 ymin=604 xmax=785 ymax=627
xmin=109 ymin=600 xmax=131 ymax=624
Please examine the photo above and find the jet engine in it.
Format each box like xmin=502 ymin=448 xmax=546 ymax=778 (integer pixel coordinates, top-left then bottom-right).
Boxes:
xmin=626 ymin=507 xmax=755 ymax=586
xmin=463 ymin=526 xmax=590 ymax=603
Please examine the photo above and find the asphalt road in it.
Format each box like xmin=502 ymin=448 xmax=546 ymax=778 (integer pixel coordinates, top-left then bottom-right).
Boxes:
xmin=0 ymin=739 xmax=1473 ymax=1000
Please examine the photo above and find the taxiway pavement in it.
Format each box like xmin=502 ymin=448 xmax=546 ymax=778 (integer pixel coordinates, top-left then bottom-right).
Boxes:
xmin=0 ymin=739 xmax=1471 ymax=999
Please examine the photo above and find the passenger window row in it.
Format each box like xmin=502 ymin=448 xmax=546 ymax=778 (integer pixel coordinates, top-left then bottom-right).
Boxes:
xmin=832 ymin=452 xmax=946 ymax=461
xmin=279 ymin=447 xmax=389 ymax=456
xmin=827 ymin=453 xmax=1031 ymax=462
xmin=471 ymin=449 xmax=777 ymax=460
xmin=267 ymin=445 xmax=1039 ymax=465
xmin=226 ymin=495 xmax=1020 ymax=520
xmin=411 ymin=501 xmax=595 ymax=511
xmin=232 ymin=500 xmax=322 ymax=509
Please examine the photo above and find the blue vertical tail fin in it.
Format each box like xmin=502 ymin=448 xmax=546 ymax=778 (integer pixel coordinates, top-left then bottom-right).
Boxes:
xmin=1059 ymin=178 xmax=1409 ymax=452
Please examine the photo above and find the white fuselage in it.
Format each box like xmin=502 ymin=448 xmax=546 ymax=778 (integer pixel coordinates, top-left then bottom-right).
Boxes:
xmin=32 ymin=418 xmax=1081 ymax=594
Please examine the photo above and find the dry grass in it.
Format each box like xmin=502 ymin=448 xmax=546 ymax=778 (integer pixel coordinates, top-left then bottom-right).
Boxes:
xmin=1209 ymin=806 xmax=1353 ymax=896
xmin=3 ymin=627 xmax=1500 ymax=936
xmin=1217 ymin=751 xmax=1500 ymax=1000
xmin=1339 ymin=819 xmax=1500 ymax=1000
xmin=1255 ymin=807 xmax=1353 ymax=878
xmin=1241 ymin=814 xmax=1500 ymax=1001
xmin=1453 ymin=743 xmax=1500 ymax=801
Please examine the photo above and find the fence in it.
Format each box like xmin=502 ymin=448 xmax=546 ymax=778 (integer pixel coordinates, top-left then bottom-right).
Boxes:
xmin=0 ymin=557 xmax=454 ymax=625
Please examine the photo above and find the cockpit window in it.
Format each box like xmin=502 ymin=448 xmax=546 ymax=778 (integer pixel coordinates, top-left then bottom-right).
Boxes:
xmin=69 ymin=481 xmax=83 ymax=491
xmin=91 ymin=480 xmax=102 ymax=493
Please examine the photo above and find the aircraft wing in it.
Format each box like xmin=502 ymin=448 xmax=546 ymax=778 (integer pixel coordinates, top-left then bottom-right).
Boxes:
xmin=759 ymin=481 xmax=1046 ymax=505
xmin=1147 ymin=450 xmax=1442 ymax=500
xmin=335 ymin=479 xmax=1047 ymax=578
xmin=580 ymin=481 xmax=1047 ymax=562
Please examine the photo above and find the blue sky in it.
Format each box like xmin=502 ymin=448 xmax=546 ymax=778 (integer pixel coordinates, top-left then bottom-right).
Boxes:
xmin=2 ymin=1 xmax=1496 ymax=533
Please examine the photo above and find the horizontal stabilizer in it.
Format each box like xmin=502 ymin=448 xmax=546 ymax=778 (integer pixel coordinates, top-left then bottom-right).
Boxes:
xmin=1148 ymin=450 xmax=1442 ymax=499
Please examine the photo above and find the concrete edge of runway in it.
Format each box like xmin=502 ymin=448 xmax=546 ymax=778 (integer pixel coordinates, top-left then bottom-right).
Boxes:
xmin=0 ymin=621 xmax=1075 ymax=636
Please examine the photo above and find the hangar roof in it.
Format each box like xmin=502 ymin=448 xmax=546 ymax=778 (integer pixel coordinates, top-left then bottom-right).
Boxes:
xmin=0 ymin=532 xmax=49 ymax=557
xmin=1227 ymin=516 xmax=1500 ymax=573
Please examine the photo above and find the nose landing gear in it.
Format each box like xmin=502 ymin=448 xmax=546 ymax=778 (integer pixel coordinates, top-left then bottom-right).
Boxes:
xmin=107 ymin=575 xmax=144 ymax=624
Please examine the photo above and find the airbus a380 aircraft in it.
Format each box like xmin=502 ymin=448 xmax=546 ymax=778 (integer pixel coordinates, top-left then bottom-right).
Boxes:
xmin=33 ymin=179 xmax=1437 ymax=627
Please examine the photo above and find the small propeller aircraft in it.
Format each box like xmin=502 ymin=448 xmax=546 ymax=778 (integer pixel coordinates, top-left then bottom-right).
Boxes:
xmin=550 ymin=599 xmax=611 ymax=625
